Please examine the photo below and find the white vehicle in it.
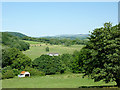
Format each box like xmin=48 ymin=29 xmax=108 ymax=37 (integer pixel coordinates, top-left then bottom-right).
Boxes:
xmin=18 ymin=71 xmax=30 ymax=78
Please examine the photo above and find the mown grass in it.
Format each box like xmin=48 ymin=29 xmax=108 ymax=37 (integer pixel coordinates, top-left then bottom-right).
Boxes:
xmin=23 ymin=40 xmax=84 ymax=60
xmin=2 ymin=73 xmax=116 ymax=88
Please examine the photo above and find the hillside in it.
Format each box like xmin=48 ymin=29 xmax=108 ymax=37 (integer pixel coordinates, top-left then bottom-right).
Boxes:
xmin=42 ymin=34 xmax=89 ymax=40
xmin=1 ymin=32 xmax=30 ymax=51
xmin=5 ymin=32 xmax=89 ymax=40
xmin=6 ymin=32 xmax=27 ymax=38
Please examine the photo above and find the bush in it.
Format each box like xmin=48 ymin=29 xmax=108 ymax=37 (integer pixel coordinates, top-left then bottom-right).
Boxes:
xmin=24 ymin=66 xmax=45 ymax=76
xmin=2 ymin=66 xmax=12 ymax=74
xmin=13 ymin=68 xmax=19 ymax=76
xmin=46 ymin=47 xmax=49 ymax=52
xmin=2 ymin=66 xmax=17 ymax=79
xmin=2 ymin=70 xmax=15 ymax=79
xmin=55 ymin=72 xmax=61 ymax=74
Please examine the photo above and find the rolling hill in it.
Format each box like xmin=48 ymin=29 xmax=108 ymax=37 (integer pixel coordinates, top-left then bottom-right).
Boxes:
xmin=3 ymin=31 xmax=89 ymax=40
xmin=5 ymin=32 xmax=27 ymax=38
xmin=1 ymin=32 xmax=30 ymax=51
xmin=41 ymin=34 xmax=89 ymax=40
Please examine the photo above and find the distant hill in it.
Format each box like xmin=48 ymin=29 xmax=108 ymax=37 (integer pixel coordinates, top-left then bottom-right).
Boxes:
xmin=42 ymin=34 xmax=89 ymax=40
xmin=1 ymin=32 xmax=89 ymax=47
xmin=6 ymin=32 xmax=27 ymax=38
xmin=4 ymin=31 xmax=89 ymax=40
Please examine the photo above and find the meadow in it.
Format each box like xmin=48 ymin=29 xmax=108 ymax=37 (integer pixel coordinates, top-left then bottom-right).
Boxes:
xmin=2 ymin=73 xmax=116 ymax=88
xmin=23 ymin=40 xmax=43 ymax=44
xmin=23 ymin=40 xmax=84 ymax=60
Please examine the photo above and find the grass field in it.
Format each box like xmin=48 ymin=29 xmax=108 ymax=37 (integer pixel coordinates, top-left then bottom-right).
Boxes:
xmin=2 ymin=73 xmax=116 ymax=88
xmin=23 ymin=40 xmax=44 ymax=44
xmin=23 ymin=41 xmax=84 ymax=60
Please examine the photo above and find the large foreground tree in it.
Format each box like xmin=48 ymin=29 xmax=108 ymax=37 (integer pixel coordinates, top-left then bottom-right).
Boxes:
xmin=83 ymin=22 xmax=120 ymax=87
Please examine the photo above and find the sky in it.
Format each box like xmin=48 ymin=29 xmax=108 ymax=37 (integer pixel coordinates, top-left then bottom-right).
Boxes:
xmin=2 ymin=2 xmax=118 ymax=37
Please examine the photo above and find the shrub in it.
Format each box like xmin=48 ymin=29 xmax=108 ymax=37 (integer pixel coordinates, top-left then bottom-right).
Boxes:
xmin=2 ymin=66 xmax=12 ymax=74
xmin=46 ymin=47 xmax=49 ymax=52
xmin=55 ymin=72 xmax=61 ymax=74
xmin=24 ymin=66 xmax=45 ymax=76
xmin=2 ymin=70 xmax=15 ymax=79
xmin=13 ymin=68 xmax=19 ymax=76
xmin=2 ymin=66 xmax=16 ymax=79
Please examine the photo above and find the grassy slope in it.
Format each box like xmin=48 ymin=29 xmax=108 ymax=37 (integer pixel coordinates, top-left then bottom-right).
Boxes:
xmin=23 ymin=40 xmax=84 ymax=60
xmin=2 ymin=74 xmax=116 ymax=88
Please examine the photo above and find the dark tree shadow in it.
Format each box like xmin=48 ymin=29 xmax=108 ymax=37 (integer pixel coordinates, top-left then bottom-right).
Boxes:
xmin=79 ymin=85 xmax=117 ymax=88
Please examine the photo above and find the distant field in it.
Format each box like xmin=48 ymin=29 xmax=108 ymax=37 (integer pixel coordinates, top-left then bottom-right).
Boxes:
xmin=23 ymin=40 xmax=42 ymax=44
xmin=23 ymin=40 xmax=84 ymax=60
xmin=2 ymin=73 xmax=116 ymax=88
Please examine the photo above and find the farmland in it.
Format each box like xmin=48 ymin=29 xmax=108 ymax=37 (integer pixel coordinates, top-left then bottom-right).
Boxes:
xmin=23 ymin=40 xmax=84 ymax=60
xmin=2 ymin=73 xmax=116 ymax=88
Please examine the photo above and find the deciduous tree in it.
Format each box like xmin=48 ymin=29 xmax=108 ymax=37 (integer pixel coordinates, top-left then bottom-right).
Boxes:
xmin=83 ymin=22 xmax=120 ymax=87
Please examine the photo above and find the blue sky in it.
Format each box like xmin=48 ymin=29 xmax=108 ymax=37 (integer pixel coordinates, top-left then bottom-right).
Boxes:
xmin=2 ymin=2 xmax=118 ymax=37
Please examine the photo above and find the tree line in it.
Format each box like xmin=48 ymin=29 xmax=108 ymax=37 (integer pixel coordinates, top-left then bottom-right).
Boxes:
xmin=22 ymin=36 xmax=88 ymax=46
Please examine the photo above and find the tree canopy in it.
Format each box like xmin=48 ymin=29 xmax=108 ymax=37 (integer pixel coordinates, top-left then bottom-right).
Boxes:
xmin=83 ymin=22 xmax=120 ymax=87
xmin=2 ymin=48 xmax=31 ymax=70
xmin=32 ymin=55 xmax=62 ymax=75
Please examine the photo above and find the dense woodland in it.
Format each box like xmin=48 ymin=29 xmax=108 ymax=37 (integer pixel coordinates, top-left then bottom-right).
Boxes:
xmin=1 ymin=22 xmax=120 ymax=87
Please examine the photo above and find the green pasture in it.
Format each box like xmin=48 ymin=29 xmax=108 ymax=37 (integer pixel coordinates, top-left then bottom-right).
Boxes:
xmin=2 ymin=73 xmax=116 ymax=88
xmin=23 ymin=40 xmax=42 ymax=44
xmin=23 ymin=41 xmax=84 ymax=60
